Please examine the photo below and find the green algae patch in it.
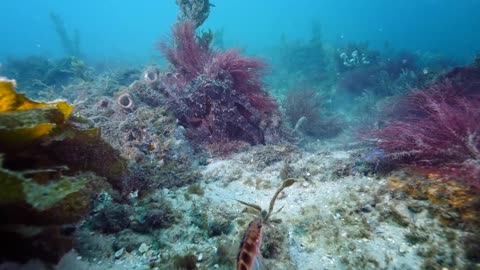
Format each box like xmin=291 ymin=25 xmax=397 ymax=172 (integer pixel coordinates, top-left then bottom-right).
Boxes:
xmin=0 ymin=166 xmax=25 ymax=205
xmin=23 ymin=176 xmax=87 ymax=211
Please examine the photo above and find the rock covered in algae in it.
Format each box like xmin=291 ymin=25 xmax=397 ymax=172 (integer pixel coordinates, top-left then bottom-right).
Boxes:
xmin=0 ymin=77 xmax=128 ymax=264
xmin=0 ymin=78 xmax=73 ymax=147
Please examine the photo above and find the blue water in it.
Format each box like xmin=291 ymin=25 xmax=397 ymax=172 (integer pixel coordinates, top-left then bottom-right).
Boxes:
xmin=1 ymin=0 xmax=479 ymax=65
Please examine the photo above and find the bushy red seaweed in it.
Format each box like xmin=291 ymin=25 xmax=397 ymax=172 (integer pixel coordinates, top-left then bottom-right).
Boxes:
xmin=370 ymin=81 xmax=480 ymax=190
xmin=158 ymin=22 xmax=210 ymax=81
xmin=151 ymin=21 xmax=281 ymax=149
xmin=205 ymin=49 xmax=275 ymax=111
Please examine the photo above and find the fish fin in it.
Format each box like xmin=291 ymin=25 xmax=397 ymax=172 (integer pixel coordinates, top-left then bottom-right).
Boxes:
xmin=236 ymin=199 xmax=262 ymax=213
xmin=253 ymin=255 xmax=269 ymax=270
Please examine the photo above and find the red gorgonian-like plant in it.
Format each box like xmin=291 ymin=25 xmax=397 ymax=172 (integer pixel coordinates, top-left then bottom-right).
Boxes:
xmin=369 ymin=81 xmax=480 ymax=190
xmin=148 ymin=21 xmax=281 ymax=149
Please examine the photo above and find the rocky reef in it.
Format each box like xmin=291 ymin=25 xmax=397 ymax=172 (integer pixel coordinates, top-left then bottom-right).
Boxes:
xmin=1 ymin=5 xmax=479 ymax=269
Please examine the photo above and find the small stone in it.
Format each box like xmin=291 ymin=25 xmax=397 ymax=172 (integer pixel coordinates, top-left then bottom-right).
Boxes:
xmin=391 ymin=202 xmax=412 ymax=227
xmin=408 ymin=200 xmax=427 ymax=213
xmin=360 ymin=205 xmax=372 ymax=213
xmin=399 ymin=243 xmax=409 ymax=255
xmin=76 ymin=256 xmax=82 ymax=260
xmin=197 ymin=253 xmax=203 ymax=262
xmin=138 ymin=243 xmax=149 ymax=254
xmin=115 ymin=247 xmax=125 ymax=259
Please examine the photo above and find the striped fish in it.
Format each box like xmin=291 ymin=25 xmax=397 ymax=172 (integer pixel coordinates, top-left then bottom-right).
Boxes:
xmin=236 ymin=217 xmax=267 ymax=270
xmin=236 ymin=178 xmax=297 ymax=270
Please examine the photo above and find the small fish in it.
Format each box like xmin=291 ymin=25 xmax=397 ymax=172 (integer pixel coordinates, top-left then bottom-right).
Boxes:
xmin=236 ymin=217 xmax=266 ymax=270
xmin=236 ymin=179 xmax=297 ymax=270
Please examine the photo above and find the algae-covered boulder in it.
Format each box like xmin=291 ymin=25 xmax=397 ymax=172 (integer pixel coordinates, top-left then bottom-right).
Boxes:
xmin=0 ymin=77 xmax=128 ymax=264
xmin=0 ymin=78 xmax=73 ymax=147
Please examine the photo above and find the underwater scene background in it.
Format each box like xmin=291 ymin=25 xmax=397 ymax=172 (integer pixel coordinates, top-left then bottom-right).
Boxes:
xmin=0 ymin=0 xmax=479 ymax=269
